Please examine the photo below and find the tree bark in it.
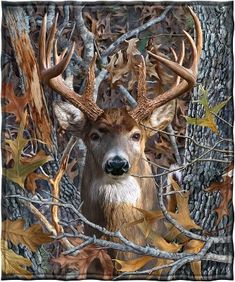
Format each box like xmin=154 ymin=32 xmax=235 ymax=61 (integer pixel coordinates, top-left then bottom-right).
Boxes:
xmin=181 ymin=2 xmax=233 ymax=280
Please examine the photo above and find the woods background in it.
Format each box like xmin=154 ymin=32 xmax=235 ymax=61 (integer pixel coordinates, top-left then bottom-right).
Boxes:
xmin=1 ymin=1 xmax=233 ymax=280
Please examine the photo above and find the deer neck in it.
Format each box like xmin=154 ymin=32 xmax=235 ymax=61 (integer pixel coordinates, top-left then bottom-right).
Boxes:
xmin=82 ymin=151 xmax=156 ymax=236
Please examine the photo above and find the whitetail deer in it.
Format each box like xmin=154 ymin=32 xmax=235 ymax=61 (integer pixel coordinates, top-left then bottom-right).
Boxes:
xmin=39 ymin=7 xmax=202 ymax=259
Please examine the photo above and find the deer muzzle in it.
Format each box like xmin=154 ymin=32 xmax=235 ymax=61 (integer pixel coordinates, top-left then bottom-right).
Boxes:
xmin=104 ymin=156 xmax=130 ymax=176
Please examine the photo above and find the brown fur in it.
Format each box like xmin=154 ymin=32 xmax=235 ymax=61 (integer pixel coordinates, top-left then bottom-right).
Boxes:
xmin=80 ymin=108 xmax=158 ymax=260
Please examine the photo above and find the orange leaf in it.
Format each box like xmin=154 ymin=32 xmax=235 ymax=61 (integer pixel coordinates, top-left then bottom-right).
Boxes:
xmin=2 ymin=83 xmax=29 ymax=122
xmin=25 ymin=172 xmax=49 ymax=194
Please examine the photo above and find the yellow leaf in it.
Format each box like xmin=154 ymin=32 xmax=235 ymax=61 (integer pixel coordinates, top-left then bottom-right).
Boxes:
xmin=115 ymin=256 xmax=154 ymax=272
xmin=148 ymin=231 xmax=182 ymax=252
xmin=1 ymin=240 xmax=32 ymax=279
xmin=185 ymin=86 xmax=230 ymax=134
xmin=2 ymin=219 xmax=52 ymax=252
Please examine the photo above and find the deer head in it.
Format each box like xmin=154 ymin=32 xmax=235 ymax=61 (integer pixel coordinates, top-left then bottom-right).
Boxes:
xmin=39 ymin=7 xmax=202 ymax=179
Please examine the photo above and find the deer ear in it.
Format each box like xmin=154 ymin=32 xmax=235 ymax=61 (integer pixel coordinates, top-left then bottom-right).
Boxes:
xmin=54 ymin=101 xmax=86 ymax=136
xmin=143 ymin=100 xmax=176 ymax=137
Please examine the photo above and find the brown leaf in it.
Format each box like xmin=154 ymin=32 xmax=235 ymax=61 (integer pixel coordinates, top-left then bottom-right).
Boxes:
xmin=165 ymin=176 xmax=201 ymax=242
xmin=25 ymin=172 xmax=49 ymax=194
xmin=205 ymin=164 xmax=233 ymax=225
xmin=2 ymin=219 xmax=52 ymax=252
xmin=2 ymin=82 xmax=29 ymax=122
xmin=1 ymin=240 xmax=32 ymax=279
xmin=53 ymin=244 xmax=113 ymax=279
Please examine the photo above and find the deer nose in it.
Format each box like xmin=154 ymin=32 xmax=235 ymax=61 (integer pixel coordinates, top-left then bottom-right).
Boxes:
xmin=105 ymin=156 xmax=129 ymax=176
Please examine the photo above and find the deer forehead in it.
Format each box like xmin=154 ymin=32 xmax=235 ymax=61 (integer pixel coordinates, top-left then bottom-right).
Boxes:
xmin=90 ymin=108 xmax=142 ymax=133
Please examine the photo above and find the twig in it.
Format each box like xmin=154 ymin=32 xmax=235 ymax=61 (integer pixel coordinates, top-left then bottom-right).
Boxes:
xmin=157 ymin=179 xmax=231 ymax=244
xmin=101 ymin=5 xmax=172 ymax=62
xmin=62 ymin=237 xmax=94 ymax=255
xmin=167 ymin=240 xmax=213 ymax=280
xmin=117 ymin=85 xmax=137 ymax=108
xmin=20 ymin=199 xmax=73 ymax=250
xmin=166 ymin=124 xmax=182 ymax=165
xmin=141 ymin=123 xmax=233 ymax=154
xmin=132 ymin=140 xmax=228 ymax=178
xmin=7 ymin=195 xmax=231 ymax=245
xmin=211 ymin=111 xmax=233 ymax=128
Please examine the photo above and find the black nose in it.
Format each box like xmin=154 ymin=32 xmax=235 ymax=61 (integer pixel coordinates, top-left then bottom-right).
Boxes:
xmin=105 ymin=156 xmax=129 ymax=176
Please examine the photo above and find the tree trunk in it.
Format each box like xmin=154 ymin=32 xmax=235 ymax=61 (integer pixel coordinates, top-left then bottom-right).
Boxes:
xmin=181 ymin=2 xmax=233 ymax=280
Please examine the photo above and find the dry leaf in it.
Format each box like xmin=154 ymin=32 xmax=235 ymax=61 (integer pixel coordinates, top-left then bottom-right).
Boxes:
xmin=3 ymin=113 xmax=53 ymax=188
xmin=205 ymin=164 xmax=233 ymax=225
xmin=25 ymin=172 xmax=49 ymax=194
xmin=115 ymin=256 xmax=154 ymax=272
xmin=165 ymin=176 xmax=201 ymax=242
xmin=1 ymin=240 xmax=32 ymax=279
xmin=2 ymin=82 xmax=29 ymax=122
xmin=53 ymin=244 xmax=113 ymax=279
xmin=185 ymin=87 xmax=230 ymax=134
xmin=184 ymin=239 xmax=205 ymax=280
xmin=2 ymin=219 xmax=52 ymax=252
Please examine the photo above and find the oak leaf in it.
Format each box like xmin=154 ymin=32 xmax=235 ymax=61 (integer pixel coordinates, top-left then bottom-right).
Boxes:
xmin=115 ymin=256 xmax=154 ymax=272
xmin=1 ymin=240 xmax=32 ymax=279
xmin=165 ymin=176 xmax=201 ymax=242
xmin=25 ymin=172 xmax=49 ymax=194
xmin=205 ymin=164 xmax=233 ymax=225
xmin=3 ymin=113 xmax=53 ymax=188
xmin=53 ymin=244 xmax=113 ymax=279
xmin=127 ymin=208 xmax=164 ymax=237
xmin=2 ymin=82 xmax=29 ymax=122
xmin=2 ymin=219 xmax=52 ymax=252
xmin=185 ymin=86 xmax=230 ymax=134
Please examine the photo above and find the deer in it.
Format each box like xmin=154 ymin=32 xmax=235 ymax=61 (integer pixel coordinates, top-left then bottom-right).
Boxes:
xmin=38 ymin=7 xmax=202 ymax=260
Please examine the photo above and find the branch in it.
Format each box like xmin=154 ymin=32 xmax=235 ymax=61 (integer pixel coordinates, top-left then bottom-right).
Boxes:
xmin=157 ymin=178 xmax=231 ymax=244
xmin=166 ymin=124 xmax=182 ymax=165
xmin=141 ymin=123 xmax=233 ymax=154
xmin=132 ymin=140 xmax=231 ymax=178
xmin=101 ymin=5 xmax=172 ymax=62
xmin=74 ymin=5 xmax=94 ymax=63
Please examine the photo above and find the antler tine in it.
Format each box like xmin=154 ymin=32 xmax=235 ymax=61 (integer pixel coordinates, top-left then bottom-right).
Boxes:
xmin=137 ymin=55 xmax=148 ymax=104
xmin=83 ymin=53 xmax=97 ymax=101
xmin=128 ymin=6 xmax=202 ymax=121
xmin=46 ymin=13 xmax=59 ymax=67
xmin=39 ymin=14 xmax=47 ymax=71
xmin=38 ymin=14 xmax=104 ymax=121
xmin=188 ymin=6 xmax=203 ymax=62
xmin=171 ymin=41 xmax=185 ymax=86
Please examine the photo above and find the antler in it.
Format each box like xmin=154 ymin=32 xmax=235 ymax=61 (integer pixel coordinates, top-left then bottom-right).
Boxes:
xmin=39 ymin=14 xmax=103 ymax=121
xmin=128 ymin=6 xmax=203 ymax=121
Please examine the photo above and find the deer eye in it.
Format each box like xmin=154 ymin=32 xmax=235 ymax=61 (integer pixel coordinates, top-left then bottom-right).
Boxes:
xmin=131 ymin=132 xmax=141 ymax=141
xmin=90 ymin=132 xmax=100 ymax=141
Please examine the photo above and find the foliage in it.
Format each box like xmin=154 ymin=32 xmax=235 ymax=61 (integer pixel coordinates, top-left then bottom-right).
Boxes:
xmin=185 ymin=86 xmax=230 ymax=134
xmin=1 ymin=240 xmax=32 ymax=279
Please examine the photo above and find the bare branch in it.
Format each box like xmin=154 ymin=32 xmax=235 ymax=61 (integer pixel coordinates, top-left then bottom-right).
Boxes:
xmin=74 ymin=5 xmax=94 ymax=63
xmin=101 ymin=5 xmax=172 ymax=62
